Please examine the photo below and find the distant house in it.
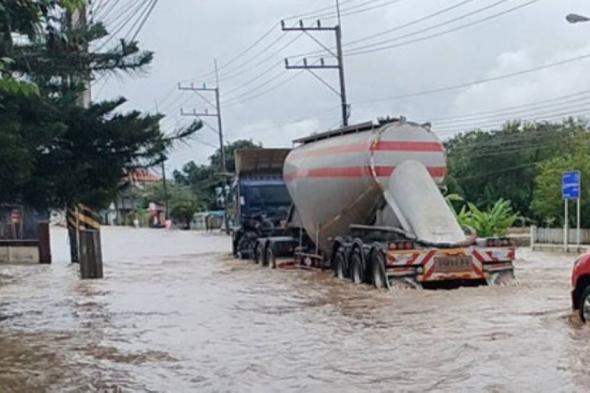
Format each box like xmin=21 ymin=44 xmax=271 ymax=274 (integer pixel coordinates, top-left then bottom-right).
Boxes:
xmin=128 ymin=168 xmax=161 ymax=184
xmin=104 ymin=168 xmax=162 ymax=226
xmin=0 ymin=204 xmax=48 ymax=240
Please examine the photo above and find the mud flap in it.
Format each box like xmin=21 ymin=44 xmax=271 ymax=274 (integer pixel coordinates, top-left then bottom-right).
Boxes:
xmin=388 ymin=276 xmax=422 ymax=290
xmin=486 ymin=269 xmax=516 ymax=286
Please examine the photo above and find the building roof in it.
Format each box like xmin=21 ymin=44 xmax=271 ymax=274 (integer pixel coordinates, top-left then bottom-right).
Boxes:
xmin=128 ymin=168 xmax=161 ymax=184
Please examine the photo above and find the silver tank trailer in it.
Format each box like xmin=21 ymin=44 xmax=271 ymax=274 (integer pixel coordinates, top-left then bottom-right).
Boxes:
xmin=284 ymin=120 xmax=465 ymax=256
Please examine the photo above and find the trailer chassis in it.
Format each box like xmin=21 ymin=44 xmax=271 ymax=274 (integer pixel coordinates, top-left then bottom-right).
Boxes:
xmin=245 ymin=225 xmax=516 ymax=289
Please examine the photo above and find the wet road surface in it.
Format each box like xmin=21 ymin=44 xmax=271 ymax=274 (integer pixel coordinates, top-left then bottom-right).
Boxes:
xmin=1 ymin=227 xmax=589 ymax=392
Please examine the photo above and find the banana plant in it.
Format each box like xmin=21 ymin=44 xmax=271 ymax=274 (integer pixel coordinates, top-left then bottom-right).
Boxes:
xmin=456 ymin=199 xmax=519 ymax=237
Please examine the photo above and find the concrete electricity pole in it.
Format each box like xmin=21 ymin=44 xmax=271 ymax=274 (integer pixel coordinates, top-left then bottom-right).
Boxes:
xmin=179 ymin=60 xmax=230 ymax=234
xmin=155 ymin=101 xmax=170 ymax=222
xmin=282 ymin=0 xmax=350 ymax=126
xmin=65 ymin=3 xmax=104 ymax=279
xmin=66 ymin=3 xmax=91 ymax=264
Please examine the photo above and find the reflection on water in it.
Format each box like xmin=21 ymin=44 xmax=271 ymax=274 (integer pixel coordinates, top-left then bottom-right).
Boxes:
xmin=0 ymin=227 xmax=589 ymax=392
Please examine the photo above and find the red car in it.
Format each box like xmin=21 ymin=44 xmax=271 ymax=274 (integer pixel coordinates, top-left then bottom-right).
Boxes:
xmin=572 ymin=253 xmax=590 ymax=322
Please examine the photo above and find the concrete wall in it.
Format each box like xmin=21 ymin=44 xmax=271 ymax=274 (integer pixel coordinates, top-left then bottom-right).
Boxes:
xmin=0 ymin=244 xmax=40 ymax=263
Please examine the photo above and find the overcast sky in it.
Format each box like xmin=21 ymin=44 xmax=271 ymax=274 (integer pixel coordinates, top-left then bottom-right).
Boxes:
xmin=92 ymin=0 xmax=590 ymax=172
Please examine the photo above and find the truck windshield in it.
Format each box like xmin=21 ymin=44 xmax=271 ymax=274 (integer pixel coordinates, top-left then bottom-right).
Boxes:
xmin=242 ymin=184 xmax=291 ymax=213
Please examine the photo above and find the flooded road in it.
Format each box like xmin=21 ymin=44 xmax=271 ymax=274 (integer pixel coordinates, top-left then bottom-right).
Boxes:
xmin=1 ymin=227 xmax=590 ymax=392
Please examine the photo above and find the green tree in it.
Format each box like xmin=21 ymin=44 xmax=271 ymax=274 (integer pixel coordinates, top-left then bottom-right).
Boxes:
xmin=209 ymin=139 xmax=262 ymax=174
xmin=445 ymin=119 xmax=588 ymax=219
xmin=138 ymin=182 xmax=207 ymax=229
xmin=531 ymin=136 xmax=590 ymax=227
xmin=174 ymin=139 xmax=262 ymax=210
xmin=0 ymin=1 xmax=200 ymax=210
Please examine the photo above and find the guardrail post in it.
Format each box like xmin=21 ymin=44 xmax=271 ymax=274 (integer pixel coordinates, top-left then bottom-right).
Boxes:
xmin=37 ymin=221 xmax=51 ymax=264
xmin=67 ymin=205 xmax=80 ymax=263
xmin=530 ymin=225 xmax=537 ymax=250
xmin=79 ymin=229 xmax=103 ymax=279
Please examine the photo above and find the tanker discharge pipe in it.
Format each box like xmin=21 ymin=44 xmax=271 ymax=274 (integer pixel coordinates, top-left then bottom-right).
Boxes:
xmin=387 ymin=160 xmax=467 ymax=246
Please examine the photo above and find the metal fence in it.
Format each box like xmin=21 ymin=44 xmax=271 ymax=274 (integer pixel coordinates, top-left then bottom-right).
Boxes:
xmin=531 ymin=225 xmax=590 ymax=245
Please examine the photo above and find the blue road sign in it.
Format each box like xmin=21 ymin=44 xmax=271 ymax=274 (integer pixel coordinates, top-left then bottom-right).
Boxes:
xmin=562 ymin=170 xmax=581 ymax=200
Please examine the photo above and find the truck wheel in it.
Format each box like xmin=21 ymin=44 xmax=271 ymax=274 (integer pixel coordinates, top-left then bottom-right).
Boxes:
xmin=237 ymin=238 xmax=254 ymax=260
xmin=255 ymin=244 xmax=265 ymax=265
xmin=232 ymin=239 xmax=238 ymax=257
xmin=579 ymin=286 xmax=590 ymax=323
xmin=333 ymin=247 xmax=347 ymax=280
xmin=265 ymin=246 xmax=276 ymax=269
xmin=371 ymin=251 xmax=387 ymax=289
xmin=350 ymin=249 xmax=364 ymax=285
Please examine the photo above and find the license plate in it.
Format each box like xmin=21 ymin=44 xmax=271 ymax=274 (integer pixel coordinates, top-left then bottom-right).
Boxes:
xmin=434 ymin=256 xmax=472 ymax=272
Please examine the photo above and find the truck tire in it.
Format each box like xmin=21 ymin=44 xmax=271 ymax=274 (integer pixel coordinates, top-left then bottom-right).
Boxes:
xmin=265 ymin=246 xmax=276 ymax=269
xmin=255 ymin=244 xmax=265 ymax=265
xmin=579 ymin=286 xmax=590 ymax=323
xmin=370 ymin=250 xmax=387 ymax=289
xmin=350 ymin=249 xmax=364 ymax=285
xmin=237 ymin=237 xmax=254 ymax=260
xmin=232 ymin=238 xmax=238 ymax=257
xmin=333 ymin=247 xmax=347 ymax=280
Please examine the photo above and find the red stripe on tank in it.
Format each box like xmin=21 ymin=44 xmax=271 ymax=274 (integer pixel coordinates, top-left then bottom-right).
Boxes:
xmin=288 ymin=140 xmax=443 ymax=160
xmin=284 ymin=166 xmax=447 ymax=181
xmin=373 ymin=141 xmax=444 ymax=152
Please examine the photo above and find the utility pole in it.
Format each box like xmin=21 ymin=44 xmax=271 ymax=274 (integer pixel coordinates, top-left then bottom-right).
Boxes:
xmin=67 ymin=3 xmax=103 ymax=279
xmin=179 ymin=60 xmax=230 ymax=234
xmin=161 ymin=160 xmax=169 ymax=222
xmin=213 ymin=59 xmax=227 ymax=183
xmin=155 ymin=101 xmax=169 ymax=223
xmin=66 ymin=3 xmax=91 ymax=263
xmin=281 ymin=0 xmax=350 ymax=126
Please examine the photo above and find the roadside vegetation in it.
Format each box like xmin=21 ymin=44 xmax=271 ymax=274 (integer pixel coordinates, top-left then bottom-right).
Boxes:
xmin=0 ymin=0 xmax=199 ymax=211
xmin=126 ymin=139 xmax=262 ymax=228
xmin=445 ymin=119 xmax=590 ymax=229
xmin=173 ymin=139 xmax=261 ymax=211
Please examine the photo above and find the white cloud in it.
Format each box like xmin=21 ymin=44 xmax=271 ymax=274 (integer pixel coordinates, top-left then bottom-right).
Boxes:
xmin=93 ymin=0 xmax=590 ymax=169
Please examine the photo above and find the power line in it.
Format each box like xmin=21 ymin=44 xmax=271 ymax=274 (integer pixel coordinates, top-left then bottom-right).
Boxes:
xmin=192 ymin=23 xmax=280 ymax=82
xmin=345 ymin=0 xmax=476 ymax=47
xmin=345 ymin=0 xmax=543 ymax=56
xmin=215 ymin=33 xmax=303 ymax=88
xmin=354 ymin=51 xmax=590 ymax=105
xmin=224 ymin=59 xmax=283 ymax=96
xmin=303 ymin=0 xmax=404 ymax=21
xmin=435 ymin=107 xmax=590 ymax=135
xmin=94 ymin=0 xmax=125 ymax=22
xmin=285 ymin=0 xmax=490 ymax=61
xmin=454 ymin=161 xmax=543 ymax=181
xmin=127 ymin=0 xmax=158 ymax=42
xmin=344 ymin=0 xmax=512 ymax=53
xmin=97 ymin=0 xmax=151 ymax=50
xmin=224 ymin=71 xmax=304 ymax=107
xmin=432 ymin=94 xmax=590 ymax=127
xmin=424 ymin=89 xmax=590 ymax=123
xmin=285 ymin=0 xmax=359 ymax=21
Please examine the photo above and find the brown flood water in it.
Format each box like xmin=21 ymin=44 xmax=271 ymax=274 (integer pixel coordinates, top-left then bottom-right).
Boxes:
xmin=1 ymin=227 xmax=590 ymax=392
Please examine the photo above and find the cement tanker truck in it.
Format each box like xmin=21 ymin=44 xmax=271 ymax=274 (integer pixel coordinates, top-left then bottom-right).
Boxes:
xmin=249 ymin=118 xmax=515 ymax=289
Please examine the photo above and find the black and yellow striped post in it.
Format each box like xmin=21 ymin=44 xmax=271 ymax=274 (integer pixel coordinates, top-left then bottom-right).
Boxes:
xmin=67 ymin=204 xmax=103 ymax=279
xmin=66 ymin=205 xmax=80 ymax=263
xmin=76 ymin=204 xmax=101 ymax=231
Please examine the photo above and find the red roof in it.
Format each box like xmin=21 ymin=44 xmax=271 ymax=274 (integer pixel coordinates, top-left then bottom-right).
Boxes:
xmin=128 ymin=168 xmax=161 ymax=184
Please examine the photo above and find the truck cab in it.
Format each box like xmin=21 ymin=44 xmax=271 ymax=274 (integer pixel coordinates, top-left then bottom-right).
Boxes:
xmin=572 ymin=252 xmax=590 ymax=322
xmin=230 ymin=149 xmax=292 ymax=259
